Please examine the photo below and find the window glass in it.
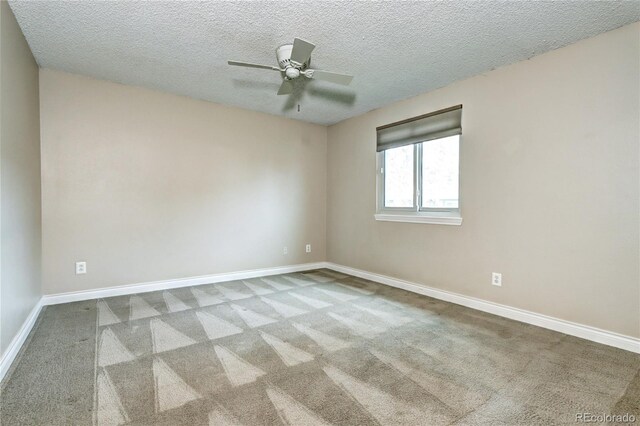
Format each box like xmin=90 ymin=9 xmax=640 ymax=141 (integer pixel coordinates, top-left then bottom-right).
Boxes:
xmin=421 ymin=135 xmax=459 ymax=208
xmin=384 ymin=145 xmax=414 ymax=208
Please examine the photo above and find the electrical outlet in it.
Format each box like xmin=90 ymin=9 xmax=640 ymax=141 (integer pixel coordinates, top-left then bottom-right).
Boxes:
xmin=492 ymin=272 xmax=502 ymax=286
xmin=305 ymin=244 xmax=311 ymax=253
xmin=76 ymin=261 xmax=87 ymax=275
xmin=283 ymin=246 xmax=288 ymax=255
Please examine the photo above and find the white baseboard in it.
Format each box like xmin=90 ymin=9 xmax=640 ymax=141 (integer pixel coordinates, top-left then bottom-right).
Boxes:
xmin=0 ymin=298 xmax=44 ymax=383
xmin=42 ymin=262 xmax=326 ymax=305
xmin=324 ymin=262 xmax=640 ymax=354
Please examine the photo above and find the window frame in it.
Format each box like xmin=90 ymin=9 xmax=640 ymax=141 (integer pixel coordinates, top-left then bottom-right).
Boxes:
xmin=376 ymin=134 xmax=462 ymax=225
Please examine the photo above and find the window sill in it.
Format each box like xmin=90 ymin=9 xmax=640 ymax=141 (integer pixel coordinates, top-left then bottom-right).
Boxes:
xmin=374 ymin=213 xmax=462 ymax=226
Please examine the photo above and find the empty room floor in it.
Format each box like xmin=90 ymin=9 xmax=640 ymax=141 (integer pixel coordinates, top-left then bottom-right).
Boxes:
xmin=2 ymin=270 xmax=638 ymax=425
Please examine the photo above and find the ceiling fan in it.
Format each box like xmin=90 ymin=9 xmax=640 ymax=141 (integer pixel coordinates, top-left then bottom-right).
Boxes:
xmin=228 ymin=38 xmax=354 ymax=95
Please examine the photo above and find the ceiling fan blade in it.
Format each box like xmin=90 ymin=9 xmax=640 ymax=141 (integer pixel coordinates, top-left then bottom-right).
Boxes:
xmin=308 ymin=69 xmax=353 ymax=85
xmin=277 ymin=80 xmax=294 ymax=95
xmin=290 ymin=38 xmax=315 ymax=65
xmin=228 ymin=60 xmax=280 ymax=71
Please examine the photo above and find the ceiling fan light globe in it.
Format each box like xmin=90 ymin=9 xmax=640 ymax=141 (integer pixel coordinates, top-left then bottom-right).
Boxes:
xmin=285 ymin=68 xmax=300 ymax=79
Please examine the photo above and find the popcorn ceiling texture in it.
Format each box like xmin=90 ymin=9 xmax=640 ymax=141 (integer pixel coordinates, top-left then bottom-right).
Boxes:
xmin=7 ymin=0 xmax=640 ymax=125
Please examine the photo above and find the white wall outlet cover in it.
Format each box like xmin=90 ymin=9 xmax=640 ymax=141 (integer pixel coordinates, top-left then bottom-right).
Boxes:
xmin=305 ymin=244 xmax=311 ymax=253
xmin=283 ymin=247 xmax=288 ymax=254
xmin=76 ymin=261 xmax=87 ymax=275
xmin=492 ymin=272 xmax=502 ymax=286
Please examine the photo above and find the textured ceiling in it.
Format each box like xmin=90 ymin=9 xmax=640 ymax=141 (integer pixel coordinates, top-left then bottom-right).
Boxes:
xmin=8 ymin=1 xmax=640 ymax=125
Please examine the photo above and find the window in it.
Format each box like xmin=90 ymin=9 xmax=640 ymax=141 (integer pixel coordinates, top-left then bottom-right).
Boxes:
xmin=380 ymin=134 xmax=460 ymax=211
xmin=383 ymin=144 xmax=414 ymax=208
xmin=375 ymin=105 xmax=462 ymax=225
xmin=421 ymin=135 xmax=459 ymax=209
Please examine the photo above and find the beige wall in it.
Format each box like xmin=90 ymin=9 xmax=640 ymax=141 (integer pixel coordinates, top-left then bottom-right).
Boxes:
xmin=40 ymin=69 xmax=327 ymax=294
xmin=327 ymin=23 xmax=640 ymax=338
xmin=0 ymin=1 xmax=42 ymax=355
xmin=35 ymin=23 xmax=640 ymax=339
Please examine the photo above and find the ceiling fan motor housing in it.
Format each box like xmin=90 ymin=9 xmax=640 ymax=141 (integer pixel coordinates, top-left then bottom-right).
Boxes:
xmin=276 ymin=44 xmax=310 ymax=70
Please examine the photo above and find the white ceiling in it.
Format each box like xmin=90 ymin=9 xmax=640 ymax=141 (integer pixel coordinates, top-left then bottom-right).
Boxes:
xmin=8 ymin=1 xmax=639 ymax=125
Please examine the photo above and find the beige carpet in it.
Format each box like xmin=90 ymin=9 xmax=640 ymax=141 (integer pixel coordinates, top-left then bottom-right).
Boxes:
xmin=2 ymin=269 xmax=638 ymax=425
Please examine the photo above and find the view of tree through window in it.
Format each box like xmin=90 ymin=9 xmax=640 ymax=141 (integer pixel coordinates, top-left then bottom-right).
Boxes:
xmin=421 ymin=135 xmax=459 ymax=208
xmin=384 ymin=144 xmax=414 ymax=207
